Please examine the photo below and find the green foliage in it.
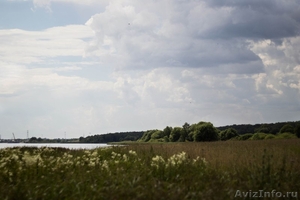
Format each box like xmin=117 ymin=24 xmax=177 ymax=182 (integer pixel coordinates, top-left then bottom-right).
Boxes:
xmin=182 ymin=122 xmax=190 ymax=134
xmin=295 ymin=123 xmax=300 ymax=138
xmin=251 ymin=133 xmax=268 ymax=140
xmin=192 ymin=122 xmax=219 ymax=142
xmin=151 ymin=130 xmax=164 ymax=140
xmin=179 ymin=122 xmax=190 ymax=142
xmin=235 ymin=133 xmax=253 ymax=140
xmin=80 ymin=131 xmax=144 ymax=143
xmin=220 ymin=128 xmax=238 ymax=141
xmin=276 ymin=133 xmax=297 ymax=139
xmin=163 ymin=136 xmax=170 ymax=142
xmin=254 ymin=124 xmax=270 ymax=133
xmin=139 ymin=130 xmax=155 ymax=142
xmin=137 ymin=121 xmax=300 ymax=143
xmin=264 ymin=134 xmax=276 ymax=139
xmin=218 ymin=121 xmax=300 ymax=135
xmin=163 ymin=126 xmax=173 ymax=138
xmin=169 ymin=127 xmax=182 ymax=142
xmin=279 ymin=124 xmax=294 ymax=134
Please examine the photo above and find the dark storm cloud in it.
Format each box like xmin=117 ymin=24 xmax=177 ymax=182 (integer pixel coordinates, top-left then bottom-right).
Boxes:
xmin=203 ymin=0 xmax=300 ymax=39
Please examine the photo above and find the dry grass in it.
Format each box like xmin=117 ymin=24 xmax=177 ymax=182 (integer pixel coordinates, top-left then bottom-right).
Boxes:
xmin=124 ymin=139 xmax=300 ymax=169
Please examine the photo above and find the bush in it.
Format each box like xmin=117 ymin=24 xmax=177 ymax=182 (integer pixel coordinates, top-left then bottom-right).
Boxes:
xmin=151 ymin=130 xmax=164 ymax=140
xmin=236 ymin=133 xmax=253 ymax=140
xmin=169 ymin=127 xmax=182 ymax=142
xmin=139 ymin=130 xmax=157 ymax=142
xmin=279 ymin=124 xmax=294 ymax=134
xmin=276 ymin=133 xmax=297 ymax=139
xmin=264 ymin=134 xmax=276 ymax=139
xmin=192 ymin=122 xmax=219 ymax=142
xmin=220 ymin=128 xmax=239 ymax=141
xmin=251 ymin=133 xmax=268 ymax=140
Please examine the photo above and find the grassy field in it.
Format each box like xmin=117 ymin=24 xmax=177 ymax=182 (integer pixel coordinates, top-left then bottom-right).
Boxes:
xmin=1 ymin=139 xmax=300 ymax=200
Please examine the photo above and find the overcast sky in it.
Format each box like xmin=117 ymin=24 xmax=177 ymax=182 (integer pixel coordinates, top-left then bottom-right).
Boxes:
xmin=1 ymin=0 xmax=300 ymax=139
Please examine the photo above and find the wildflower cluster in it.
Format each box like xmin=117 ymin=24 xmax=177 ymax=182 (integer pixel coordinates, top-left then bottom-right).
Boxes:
xmin=166 ymin=151 xmax=188 ymax=167
xmin=151 ymin=155 xmax=165 ymax=169
xmin=150 ymin=151 xmax=208 ymax=170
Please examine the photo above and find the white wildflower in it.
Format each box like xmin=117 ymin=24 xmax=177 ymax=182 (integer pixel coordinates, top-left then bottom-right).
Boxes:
xmin=166 ymin=152 xmax=187 ymax=167
xmin=123 ymin=154 xmax=128 ymax=162
xmin=111 ymin=152 xmax=117 ymax=159
xmin=102 ymin=160 xmax=109 ymax=170
xmin=128 ymin=150 xmax=137 ymax=156
xmin=151 ymin=155 xmax=165 ymax=169
xmin=23 ymin=152 xmax=43 ymax=166
xmin=91 ymin=151 xmax=98 ymax=157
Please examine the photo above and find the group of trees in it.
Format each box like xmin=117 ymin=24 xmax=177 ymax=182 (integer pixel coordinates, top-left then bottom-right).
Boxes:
xmin=79 ymin=131 xmax=144 ymax=143
xmin=28 ymin=137 xmax=78 ymax=143
xmin=139 ymin=122 xmax=220 ymax=142
xmin=217 ymin=121 xmax=300 ymax=135
xmin=45 ymin=121 xmax=299 ymax=144
xmin=138 ymin=121 xmax=300 ymax=142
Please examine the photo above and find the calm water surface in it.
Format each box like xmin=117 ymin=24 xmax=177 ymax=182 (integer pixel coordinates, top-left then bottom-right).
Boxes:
xmin=0 ymin=143 xmax=110 ymax=149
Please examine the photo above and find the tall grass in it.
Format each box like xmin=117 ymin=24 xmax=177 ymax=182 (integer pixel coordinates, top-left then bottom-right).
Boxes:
xmin=0 ymin=139 xmax=299 ymax=199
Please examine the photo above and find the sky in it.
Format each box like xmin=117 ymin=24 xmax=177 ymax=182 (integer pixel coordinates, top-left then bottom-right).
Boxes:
xmin=1 ymin=0 xmax=300 ymax=139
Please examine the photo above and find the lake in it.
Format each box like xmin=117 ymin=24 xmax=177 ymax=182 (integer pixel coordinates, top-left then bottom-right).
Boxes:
xmin=0 ymin=143 xmax=110 ymax=149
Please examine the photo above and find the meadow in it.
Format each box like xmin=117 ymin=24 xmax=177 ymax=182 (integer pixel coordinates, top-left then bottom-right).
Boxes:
xmin=0 ymin=139 xmax=299 ymax=200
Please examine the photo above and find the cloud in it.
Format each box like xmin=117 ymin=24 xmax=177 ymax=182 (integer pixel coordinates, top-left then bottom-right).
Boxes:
xmin=84 ymin=1 xmax=266 ymax=74
xmin=32 ymin=0 xmax=109 ymax=10
xmin=0 ymin=25 xmax=94 ymax=64
xmin=205 ymin=0 xmax=300 ymax=39
xmin=0 ymin=61 xmax=117 ymax=138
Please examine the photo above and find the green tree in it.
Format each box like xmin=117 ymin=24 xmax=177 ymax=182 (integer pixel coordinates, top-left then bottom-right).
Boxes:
xmin=187 ymin=123 xmax=198 ymax=141
xmin=220 ymin=128 xmax=238 ymax=141
xmin=236 ymin=133 xmax=253 ymax=140
xmin=151 ymin=130 xmax=164 ymax=140
xmin=295 ymin=123 xmax=300 ymax=138
xmin=255 ymin=124 xmax=270 ymax=133
xmin=163 ymin=126 xmax=173 ymax=138
xmin=182 ymin=122 xmax=190 ymax=133
xmin=251 ymin=133 xmax=267 ymax=140
xmin=192 ymin=122 xmax=219 ymax=142
xmin=140 ymin=130 xmax=156 ymax=142
xmin=178 ymin=122 xmax=190 ymax=142
xmin=279 ymin=124 xmax=294 ymax=134
xmin=169 ymin=127 xmax=182 ymax=142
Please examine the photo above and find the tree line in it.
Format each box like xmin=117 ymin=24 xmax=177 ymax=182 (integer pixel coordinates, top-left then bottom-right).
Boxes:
xmin=43 ymin=120 xmax=299 ymax=144
xmin=79 ymin=131 xmax=144 ymax=143
xmin=138 ymin=121 xmax=300 ymax=142
xmin=217 ymin=121 xmax=300 ymax=135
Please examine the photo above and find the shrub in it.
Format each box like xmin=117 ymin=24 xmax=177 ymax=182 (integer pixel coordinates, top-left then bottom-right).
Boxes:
xmin=140 ymin=130 xmax=158 ymax=142
xmin=151 ymin=130 xmax=164 ymax=140
xmin=236 ymin=133 xmax=253 ymax=140
xmin=279 ymin=124 xmax=294 ymax=134
xmin=220 ymin=128 xmax=239 ymax=141
xmin=276 ymin=133 xmax=297 ymax=139
xmin=264 ymin=134 xmax=276 ymax=139
xmin=251 ymin=133 xmax=268 ymax=140
xmin=169 ymin=127 xmax=183 ymax=142
xmin=192 ymin=122 xmax=219 ymax=142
